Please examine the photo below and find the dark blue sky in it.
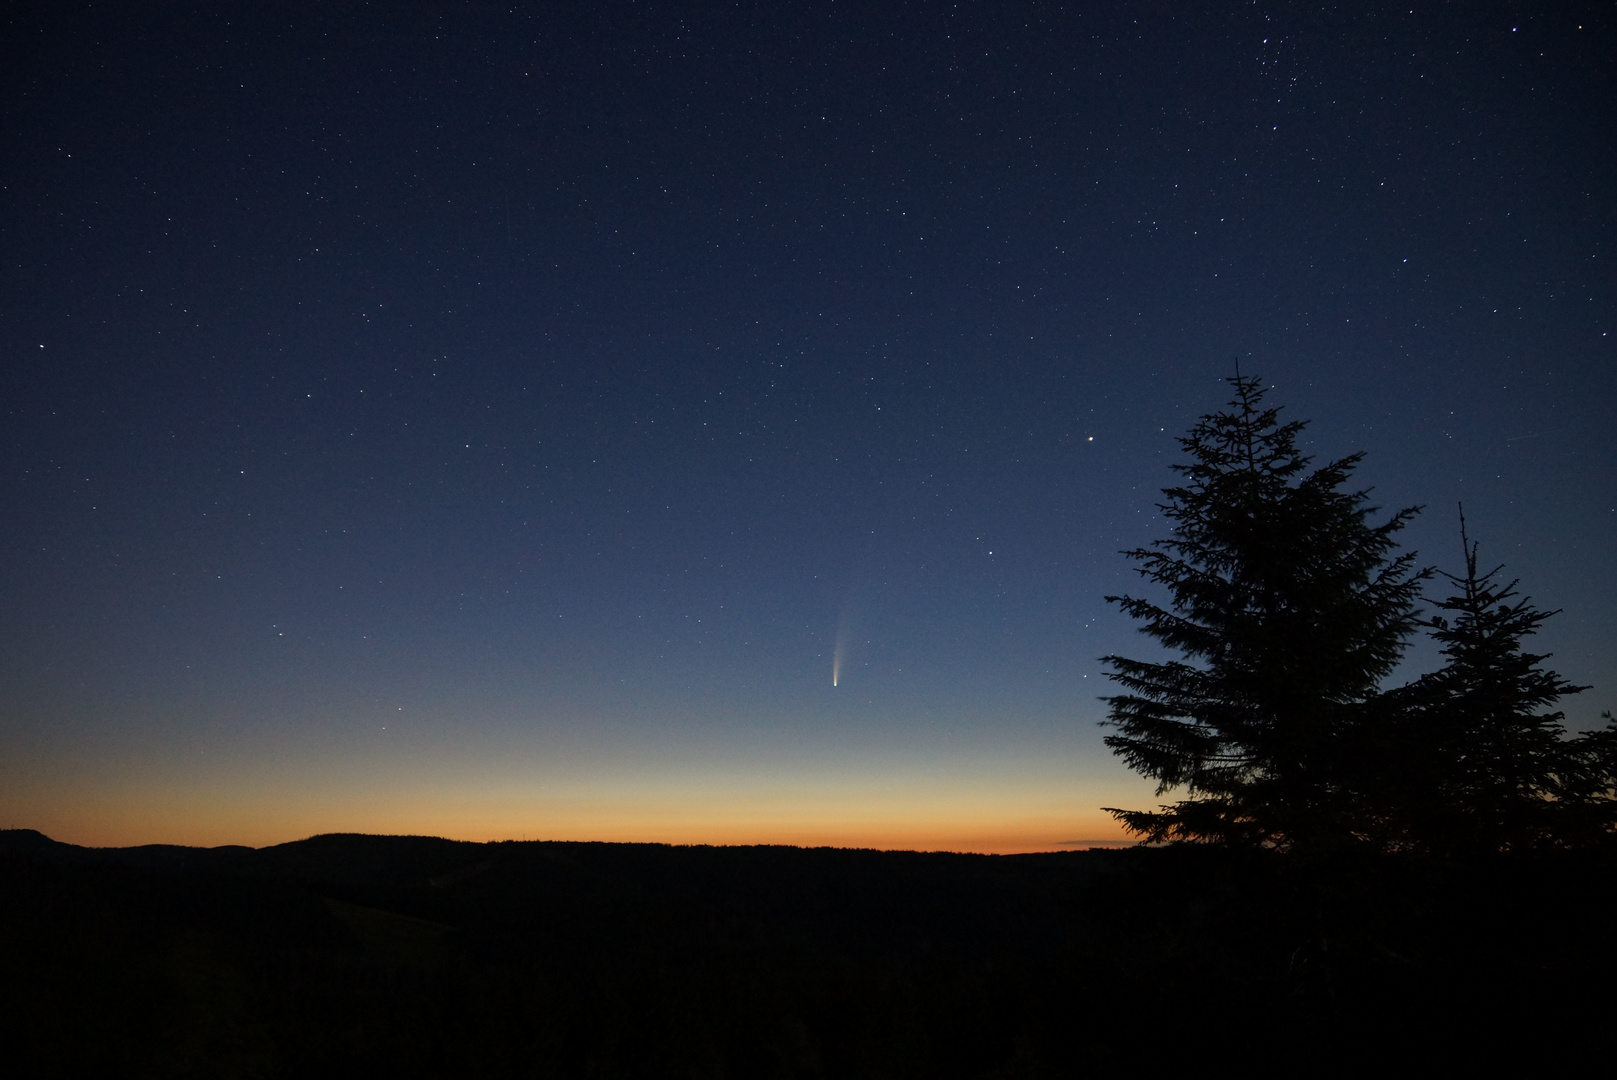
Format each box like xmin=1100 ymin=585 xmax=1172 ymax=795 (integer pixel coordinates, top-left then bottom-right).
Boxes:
xmin=3 ymin=2 xmax=1612 ymax=849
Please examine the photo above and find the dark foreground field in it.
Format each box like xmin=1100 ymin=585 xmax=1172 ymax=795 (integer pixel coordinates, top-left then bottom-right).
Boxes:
xmin=3 ymin=829 xmax=1614 ymax=1077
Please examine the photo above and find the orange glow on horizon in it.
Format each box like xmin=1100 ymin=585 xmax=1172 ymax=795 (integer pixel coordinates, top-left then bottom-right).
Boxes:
xmin=3 ymin=731 xmax=1153 ymax=856
xmin=8 ymin=791 xmax=1137 ymax=855
xmin=17 ymin=813 xmax=1136 ymax=857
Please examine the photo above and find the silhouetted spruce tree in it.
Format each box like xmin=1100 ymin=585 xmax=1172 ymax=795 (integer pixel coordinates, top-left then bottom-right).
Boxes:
xmin=1563 ymin=711 xmax=1617 ymax=845
xmin=1100 ymin=370 xmax=1427 ymax=849
xmin=1381 ymin=512 xmax=1591 ymax=853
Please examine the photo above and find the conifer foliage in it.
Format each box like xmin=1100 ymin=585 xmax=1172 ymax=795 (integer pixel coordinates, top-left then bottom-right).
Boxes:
xmin=1101 ymin=371 xmax=1613 ymax=853
xmin=1100 ymin=371 xmax=1427 ymax=849
xmin=1380 ymin=512 xmax=1591 ymax=853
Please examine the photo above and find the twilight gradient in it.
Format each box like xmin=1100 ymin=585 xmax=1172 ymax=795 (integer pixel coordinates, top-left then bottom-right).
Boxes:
xmin=1 ymin=3 xmax=1612 ymax=851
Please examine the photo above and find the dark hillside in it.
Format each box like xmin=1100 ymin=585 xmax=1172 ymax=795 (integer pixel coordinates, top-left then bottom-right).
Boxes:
xmin=3 ymin=830 xmax=1613 ymax=1077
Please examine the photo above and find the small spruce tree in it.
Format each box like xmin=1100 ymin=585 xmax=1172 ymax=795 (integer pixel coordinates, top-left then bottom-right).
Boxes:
xmin=1100 ymin=370 xmax=1427 ymax=850
xmin=1563 ymin=711 xmax=1617 ymax=844
xmin=1382 ymin=511 xmax=1590 ymax=853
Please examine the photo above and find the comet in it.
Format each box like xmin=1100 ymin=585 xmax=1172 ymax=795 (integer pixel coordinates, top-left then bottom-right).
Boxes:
xmin=832 ymin=606 xmax=852 ymax=687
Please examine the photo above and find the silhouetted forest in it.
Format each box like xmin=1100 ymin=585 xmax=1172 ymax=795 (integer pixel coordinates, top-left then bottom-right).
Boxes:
xmin=4 ymin=828 xmax=1615 ymax=1077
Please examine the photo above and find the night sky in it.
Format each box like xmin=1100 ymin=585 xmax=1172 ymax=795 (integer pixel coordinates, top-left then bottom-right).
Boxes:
xmin=3 ymin=2 xmax=1612 ymax=852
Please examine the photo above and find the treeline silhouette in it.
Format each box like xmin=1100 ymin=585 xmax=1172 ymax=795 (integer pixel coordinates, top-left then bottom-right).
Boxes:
xmin=4 ymin=829 xmax=1615 ymax=1077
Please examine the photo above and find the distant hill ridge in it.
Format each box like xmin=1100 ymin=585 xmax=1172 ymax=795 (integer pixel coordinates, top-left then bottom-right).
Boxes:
xmin=0 ymin=827 xmax=1115 ymax=899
